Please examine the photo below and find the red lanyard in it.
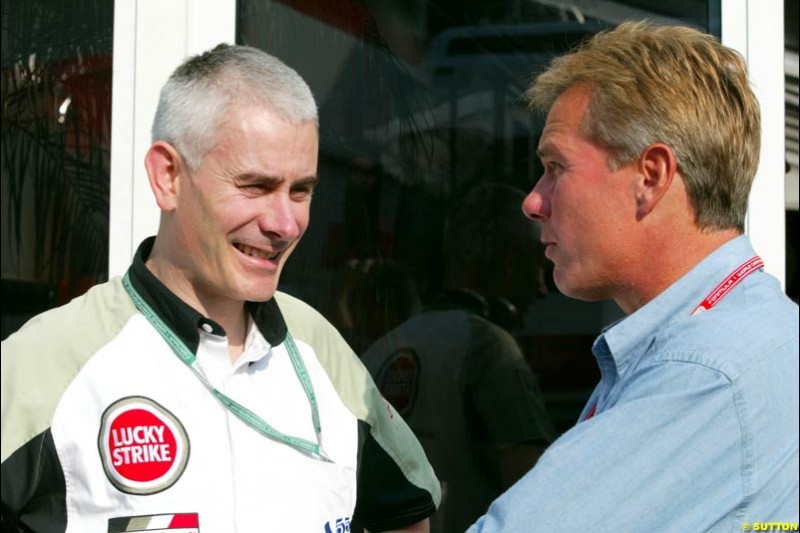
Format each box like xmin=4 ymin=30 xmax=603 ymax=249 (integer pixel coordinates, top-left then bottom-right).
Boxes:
xmin=690 ymin=255 xmax=763 ymax=316
xmin=583 ymin=255 xmax=763 ymax=422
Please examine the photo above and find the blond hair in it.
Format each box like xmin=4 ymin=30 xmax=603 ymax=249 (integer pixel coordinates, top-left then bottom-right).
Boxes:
xmin=528 ymin=21 xmax=760 ymax=231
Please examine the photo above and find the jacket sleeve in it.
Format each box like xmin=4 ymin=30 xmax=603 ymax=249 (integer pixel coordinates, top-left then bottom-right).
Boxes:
xmin=1 ymin=430 xmax=67 ymax=533
xmin=353 ymin=419 xmax=437 ymax=531
xmin=274 ymin=292 xmax=441 ymax=531
xmin=2 ymin=279 xmax=134 ymax=533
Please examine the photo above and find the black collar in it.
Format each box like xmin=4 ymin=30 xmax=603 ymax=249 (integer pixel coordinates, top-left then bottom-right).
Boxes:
xmin=428 ymin=289 xmax=490 ymax=319
xmin=429 ymin=288 xmax=522 ymax=330
xmin=127 ymin=237 xmax=288 ymax=353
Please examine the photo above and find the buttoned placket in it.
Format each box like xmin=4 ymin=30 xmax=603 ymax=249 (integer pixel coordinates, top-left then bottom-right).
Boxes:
xmin=195 ymin=318 xmax=271 ymax=392
xmin=194 ymin=317 xmax=274 ymax=532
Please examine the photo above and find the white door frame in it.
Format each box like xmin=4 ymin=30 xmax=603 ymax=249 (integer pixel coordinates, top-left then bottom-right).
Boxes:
xmin=722 ymin=0 xmax=786 ymax=287
xmin=109 ymin=0 xmax=236 ymax=277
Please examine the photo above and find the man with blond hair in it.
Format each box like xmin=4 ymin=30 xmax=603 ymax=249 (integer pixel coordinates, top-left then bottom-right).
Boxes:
xmin=470 ymin=21 xmax=798 ymax=532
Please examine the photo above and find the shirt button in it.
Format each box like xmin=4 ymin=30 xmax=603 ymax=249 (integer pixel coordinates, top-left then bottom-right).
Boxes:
xmin=201 ymin=323 xmax=214 ymax=333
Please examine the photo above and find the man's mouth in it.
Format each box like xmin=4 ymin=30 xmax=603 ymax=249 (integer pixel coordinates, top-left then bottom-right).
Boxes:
xmin=234 ymin=243 xmax=280 ymax=260
xmin=542 ymin=241 xmax=556 ymax=259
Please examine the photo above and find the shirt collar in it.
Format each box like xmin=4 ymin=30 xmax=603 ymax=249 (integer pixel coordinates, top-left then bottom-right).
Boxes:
xmin=127 ymin=237 xmax=288 ymax=353
xmin=598 ymin=235 xmax=758 ymax=375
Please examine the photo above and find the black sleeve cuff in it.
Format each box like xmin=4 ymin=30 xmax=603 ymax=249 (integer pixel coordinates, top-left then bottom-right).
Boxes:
xmin=353 ymin=428 xmax=436 ymax=532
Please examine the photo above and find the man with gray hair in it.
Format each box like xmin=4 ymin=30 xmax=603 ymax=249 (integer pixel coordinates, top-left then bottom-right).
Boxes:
xmin=1 ymin=44 xmax=439 ymax=532
xmin=469 ymin=21 xmax=798 ymax=532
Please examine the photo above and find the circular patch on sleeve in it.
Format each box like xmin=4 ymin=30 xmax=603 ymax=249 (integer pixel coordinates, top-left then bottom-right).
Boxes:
xmin=375 ymin=347 xmax=420 ymax=417
xmin=98 ymin=396 xmax=190 ymax=495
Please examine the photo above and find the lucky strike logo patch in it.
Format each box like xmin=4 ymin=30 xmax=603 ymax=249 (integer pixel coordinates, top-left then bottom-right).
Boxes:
xmin=376 ymin=347 xmax=420 ymax=417
xmin=99 ymin=396 xmax=189 ymax=495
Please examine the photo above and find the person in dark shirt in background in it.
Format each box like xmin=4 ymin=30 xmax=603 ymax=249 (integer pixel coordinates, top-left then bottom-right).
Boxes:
xmin=363 ymin=183 xmax=556 ymax=533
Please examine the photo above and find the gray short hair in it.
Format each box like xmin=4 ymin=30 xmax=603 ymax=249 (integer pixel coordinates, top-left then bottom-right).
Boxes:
xmin=151 ymin=43 xmax=318 ymax=171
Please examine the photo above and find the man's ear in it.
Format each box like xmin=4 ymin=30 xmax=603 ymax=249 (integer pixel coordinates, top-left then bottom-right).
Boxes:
xmin=145 ymin=141 xmax=185 ymax=211
xmin=635 ymin=143 xmax=678 ymax=220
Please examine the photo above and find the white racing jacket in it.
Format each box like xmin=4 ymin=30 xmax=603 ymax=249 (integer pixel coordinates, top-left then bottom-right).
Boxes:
xmin=1 ymin=237 xmax=440 ymax=532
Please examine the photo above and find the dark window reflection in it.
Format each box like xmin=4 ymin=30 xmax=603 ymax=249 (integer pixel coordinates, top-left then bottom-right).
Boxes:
xmin=238 ymin=2 xmax=714 ymax=530
xmin=1 ymin=0 xmax=114 ymax=340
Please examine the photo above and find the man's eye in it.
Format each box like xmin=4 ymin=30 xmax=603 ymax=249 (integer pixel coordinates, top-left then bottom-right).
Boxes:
xmin=242 ymin=185 xmax=266 ymax=194
xmin=291 ymin=187 xmax=314 ymax=200
xmin=241 ymin=183 xmax=275 ymax=195
xmin=546 ymin=161 xmax=564 ymax=173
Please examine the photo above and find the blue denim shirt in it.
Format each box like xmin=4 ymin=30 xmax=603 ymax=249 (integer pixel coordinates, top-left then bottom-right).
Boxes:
xmin=469 ymin=236 xmax=799 ymax=532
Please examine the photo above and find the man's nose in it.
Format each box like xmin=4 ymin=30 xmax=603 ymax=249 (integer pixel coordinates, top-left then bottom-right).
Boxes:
xmin=522 ymin=182 xmax=550 ymax=221
xmin=258 ymin=194 xmax=301 ymax=240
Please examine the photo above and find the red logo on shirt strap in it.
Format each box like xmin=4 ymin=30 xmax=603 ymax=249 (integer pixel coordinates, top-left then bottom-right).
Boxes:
xmin=691 ymin=256 xmax=763 ymax=316
xmin=583 ymin=402 xmax=598 ymax=422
